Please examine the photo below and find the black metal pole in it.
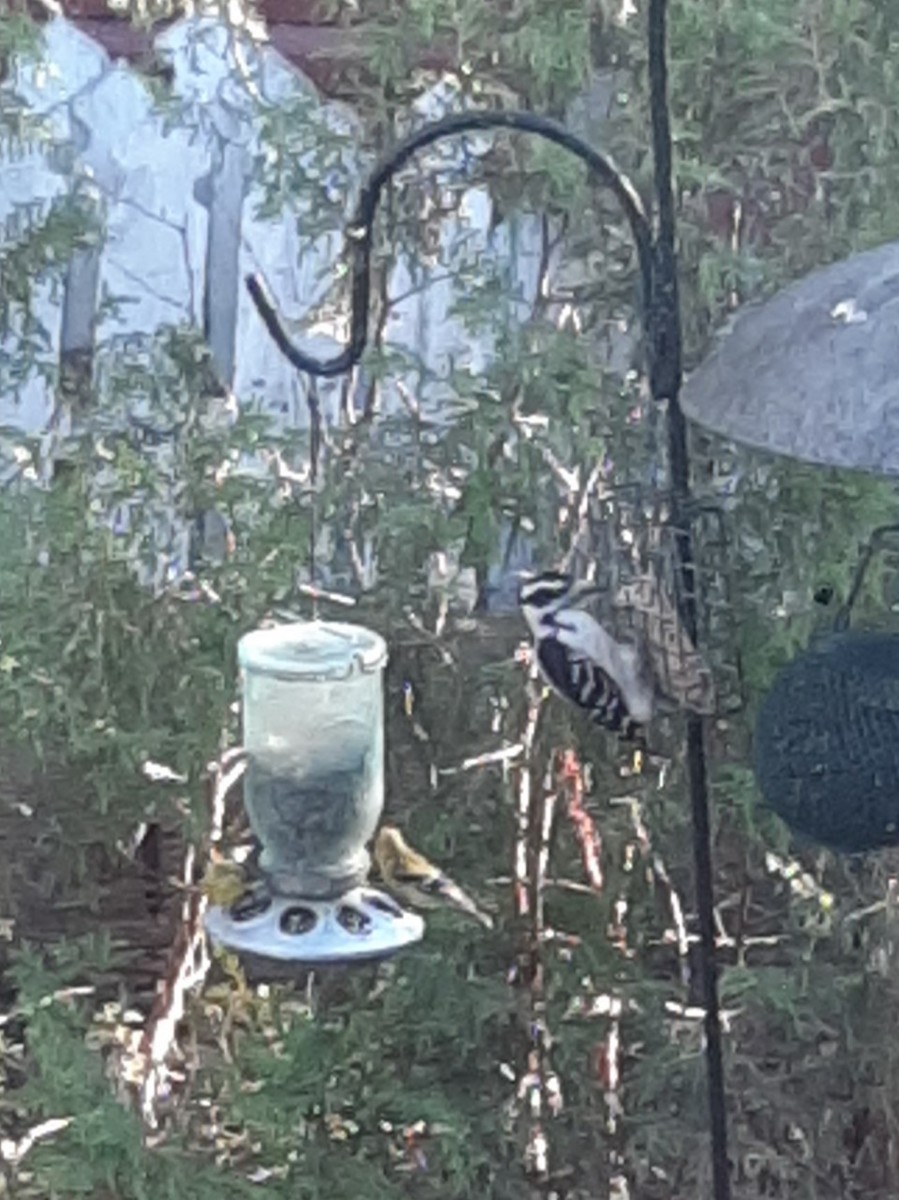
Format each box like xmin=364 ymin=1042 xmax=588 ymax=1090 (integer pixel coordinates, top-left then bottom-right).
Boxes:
xmin=648 ymin=2 xmax=731 ymax=1196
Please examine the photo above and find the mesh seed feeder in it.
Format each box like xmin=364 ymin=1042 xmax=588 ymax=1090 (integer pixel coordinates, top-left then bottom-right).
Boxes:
xmin=753 ymin=523 xmax=899 ymax=855
xmin=755 ymin=627 xmax=899 ymax=853
xmin=205 ymin=622 xmax=424 ymax=963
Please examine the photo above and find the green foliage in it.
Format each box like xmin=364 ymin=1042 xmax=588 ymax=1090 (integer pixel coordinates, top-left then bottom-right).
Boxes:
xmin=17 ymin=1011 xmax=259 ymax=1199
xmin=213 ymin=942 xmax=513 ymax=1195
xmin=3 ymin=941 xmax=257 ymax=1199
xmin=720 ymin=457 xmax=899 ymax=699
xmin=604 ymin=0 xmax=899 ymax=357
xmin=0 ymin=188 xmax=103 ymax=406
xmin=4 ymin=0 xmax=899 ymax=1197
xmin=252 ymin=93 xmax=360 ymax=233
xmin=0 ymin=326 xmax=313 ymax=843
xmin=354 ymin=0 xmax=599 ymax=113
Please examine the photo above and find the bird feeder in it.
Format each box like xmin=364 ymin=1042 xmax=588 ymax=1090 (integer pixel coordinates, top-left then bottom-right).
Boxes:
xmin=677 ymin=241 xmax=899 ymax=852
xmin=755 ymin=630 xmax=899 ymax=852
xmin=754 ymin=526 xmax=899 ymax=853
xmin=205 ymin=621 xmax=424 ymax=963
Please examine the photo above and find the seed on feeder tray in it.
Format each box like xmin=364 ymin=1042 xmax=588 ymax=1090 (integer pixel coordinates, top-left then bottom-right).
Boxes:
xmin=813 ymin=585 xmax=834 ymax=606
xmin=337 ymin=905 xmax=373 ymax=936
xmin=279 ymin=906 xmax=318 ymax=936
xmin=364 ymin=891 xmax=405 ymax=919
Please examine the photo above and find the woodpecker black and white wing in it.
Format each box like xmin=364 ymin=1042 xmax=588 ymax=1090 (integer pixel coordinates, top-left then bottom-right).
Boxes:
xmin=535 ymin=635 xmax=645 ymax=741
xmin=552 ymin=609 xmax=655 ymax=725
xmin=519 ymin=569 xmax=655 ymax=740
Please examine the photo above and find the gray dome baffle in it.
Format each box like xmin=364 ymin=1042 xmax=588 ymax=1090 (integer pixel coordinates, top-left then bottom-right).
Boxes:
xmin=681 ymin=241 xmax=899 ymax=475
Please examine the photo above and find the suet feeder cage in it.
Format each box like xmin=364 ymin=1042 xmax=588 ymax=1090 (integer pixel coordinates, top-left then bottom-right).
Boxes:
xmin=205 ymin=621 xmax=424 ymax=963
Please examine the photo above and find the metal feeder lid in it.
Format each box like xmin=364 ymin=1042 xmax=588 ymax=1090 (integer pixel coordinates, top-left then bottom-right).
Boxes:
xmin=239 ymin=621 xmax=387 ymax=681
xmin=681 ymin=240 xmax=899 ymax=476
xmin=754 ymin=631 xmax=899 ymax=853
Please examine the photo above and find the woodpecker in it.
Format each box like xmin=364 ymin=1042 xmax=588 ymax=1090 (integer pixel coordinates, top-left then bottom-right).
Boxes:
xmin=519 ymin=569 xmax=655 ymax=741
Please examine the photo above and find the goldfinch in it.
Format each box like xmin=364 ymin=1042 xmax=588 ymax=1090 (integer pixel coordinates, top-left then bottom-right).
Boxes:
xmin=373 ymin=826 xmax=493 ymax=929
xmin=200 ymin=856 xmax=251 ymax=908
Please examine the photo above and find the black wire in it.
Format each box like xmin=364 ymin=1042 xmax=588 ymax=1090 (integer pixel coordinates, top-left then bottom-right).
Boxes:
xmin=246 ymin=110 xmax=652 ymax=378
xmin=684 ymin=711 xmax=731 ymax=1194
xmin=307 ymin=377 xmax=321 ymax=617
xmin=666 ymin=400 xmax=732 ymax=1200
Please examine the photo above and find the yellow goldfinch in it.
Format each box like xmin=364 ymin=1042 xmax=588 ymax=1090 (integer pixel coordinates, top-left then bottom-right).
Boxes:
xmin=200 ymin=857 xmax=251 ymax=908
xmin=373 ymin=826 xmax=494 ymax=929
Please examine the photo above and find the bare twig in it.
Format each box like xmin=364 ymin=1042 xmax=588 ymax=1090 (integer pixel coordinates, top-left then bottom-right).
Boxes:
xmin=437 ymin=743 xmax=525 ymax=776
xmin=112 ymin=744 xmax=243 ymax=1127
xmin=295 ymin=581 xmax=357 ymax=607
xmin=556 ymin=748 xmax=603 ymax=893
xmin=0 ymin=986 xmax=96 ymax=1029
xmin=627 ymin=795 xmax=692 ymax=988
xmin=514 ymin=692 xmax=543 ymax=919
xmin=0 ymin=1117 xmax=73 ymax=1169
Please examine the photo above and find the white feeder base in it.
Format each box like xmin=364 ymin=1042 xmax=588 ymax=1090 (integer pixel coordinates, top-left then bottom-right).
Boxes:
xmin=204 ymin=884 xmax=424 ymax=964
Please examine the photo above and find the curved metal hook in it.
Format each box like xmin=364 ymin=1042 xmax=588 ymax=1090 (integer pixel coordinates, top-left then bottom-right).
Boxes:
xmin=245 ymin=109 xmax=654 ymax=380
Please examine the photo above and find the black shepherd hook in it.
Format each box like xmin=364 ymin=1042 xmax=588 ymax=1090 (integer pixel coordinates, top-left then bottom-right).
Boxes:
xmin=245 ymin=111 xmax=657 ymax=381
xmin=246 ymin=2 xmax=729 ymax=1194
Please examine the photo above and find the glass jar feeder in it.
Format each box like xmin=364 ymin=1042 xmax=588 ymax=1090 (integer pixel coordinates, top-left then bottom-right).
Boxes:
xmin=205 ymin=621 xmax=424 ymax=964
